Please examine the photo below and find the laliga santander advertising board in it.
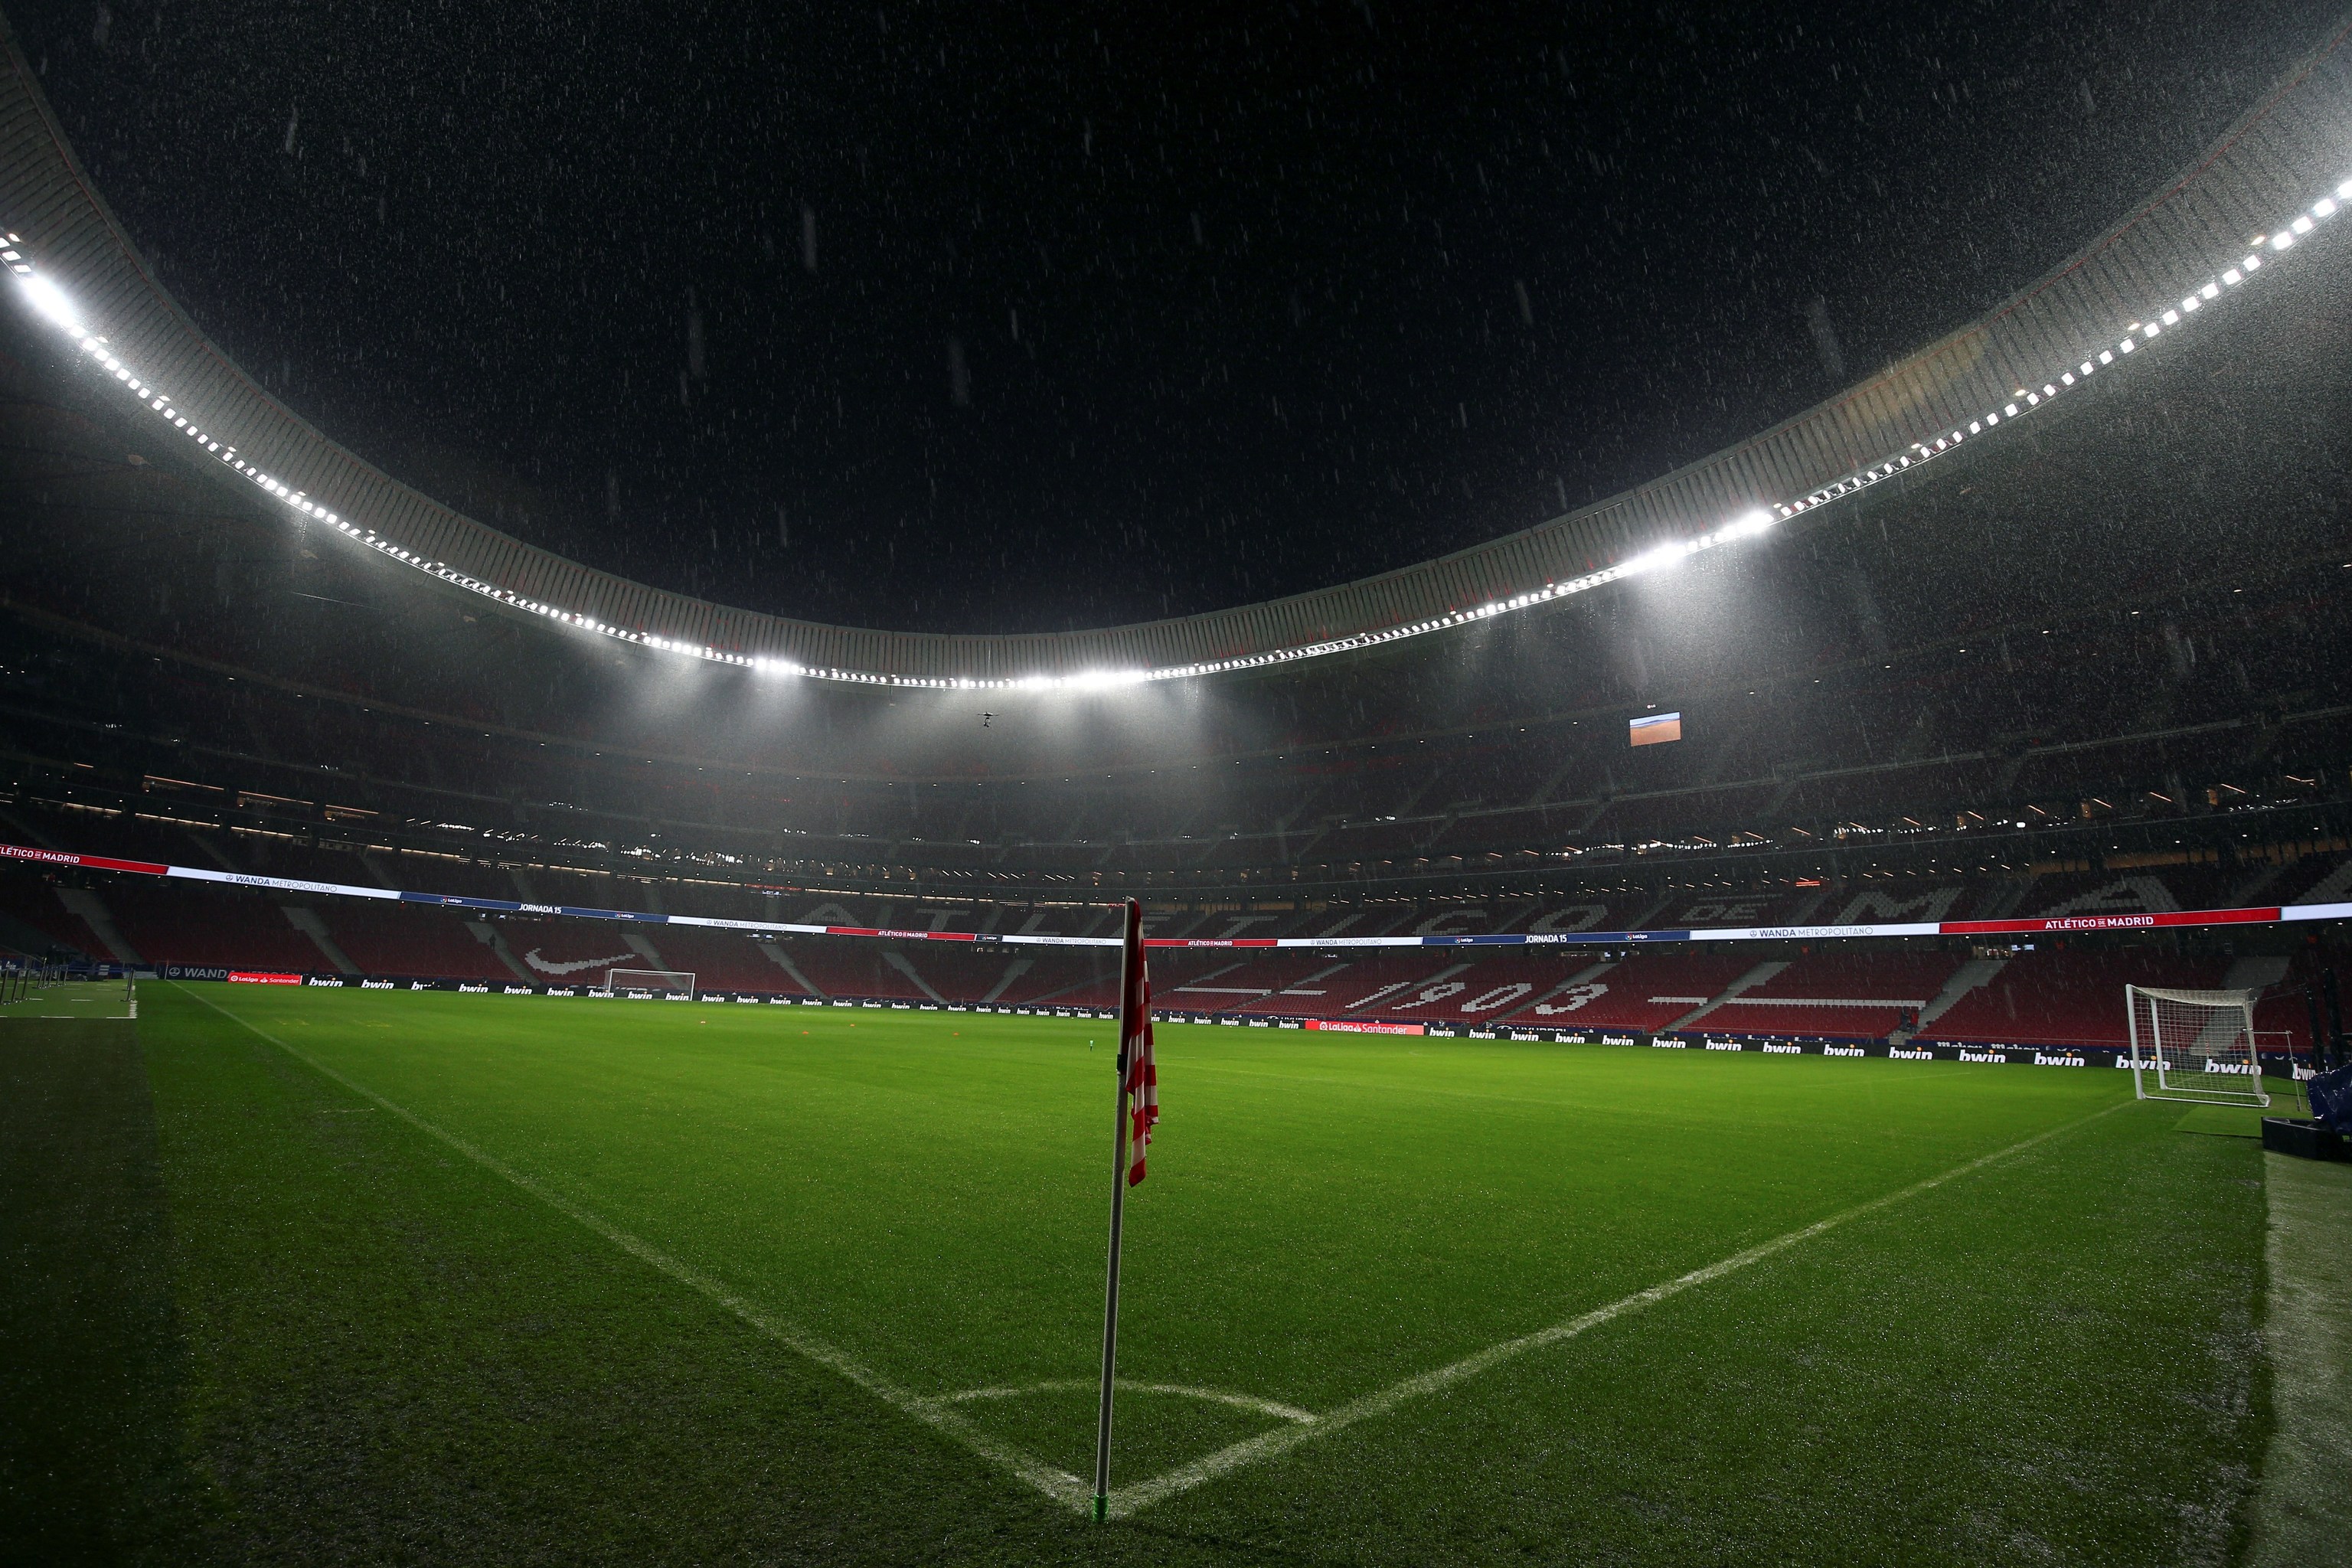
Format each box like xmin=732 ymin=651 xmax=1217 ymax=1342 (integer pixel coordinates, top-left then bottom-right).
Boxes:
xmin=2 ymin=840 xmax=2344 ymax=953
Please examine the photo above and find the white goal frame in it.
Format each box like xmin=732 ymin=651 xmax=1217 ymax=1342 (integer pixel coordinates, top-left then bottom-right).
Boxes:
xmin=607 ymin=967 xmax=696 ymax=998
xmin=2125 ymin=985 xmax=2268 ymax=1106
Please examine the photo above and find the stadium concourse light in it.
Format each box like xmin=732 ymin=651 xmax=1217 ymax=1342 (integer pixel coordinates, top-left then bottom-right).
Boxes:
xmin=3 ymin=171 xmax=2350 ymax=692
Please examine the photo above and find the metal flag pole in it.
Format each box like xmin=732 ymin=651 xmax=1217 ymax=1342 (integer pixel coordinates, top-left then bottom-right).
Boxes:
xmin=1093 ymin=897 xmax=1142 ymax=1523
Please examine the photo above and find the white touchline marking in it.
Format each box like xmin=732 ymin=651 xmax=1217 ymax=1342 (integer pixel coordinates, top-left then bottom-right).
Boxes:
xmin=947 ymin=1379 xmax=1318 ymax=1425
xmin=1106 ymin=1095 xmax=2135 ymax=1518
xmin=178 ymin=987 xmax=1093 ymax=1511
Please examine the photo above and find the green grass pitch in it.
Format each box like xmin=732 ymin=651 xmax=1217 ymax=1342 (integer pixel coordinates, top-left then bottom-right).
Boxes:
xmin=2 ymin=983 xmax=2277 ymax=1564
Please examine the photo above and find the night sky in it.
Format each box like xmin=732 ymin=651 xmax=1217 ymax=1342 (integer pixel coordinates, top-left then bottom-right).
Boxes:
xmin=11 ymin=0 xmax=2336 ymax=634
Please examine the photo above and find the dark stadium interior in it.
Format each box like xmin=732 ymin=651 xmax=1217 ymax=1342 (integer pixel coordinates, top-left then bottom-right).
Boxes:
xmin=3 ymin=217 xmax=2347 ymax=914
xmin=6 ymin=278 xmax=2352 ymax=1044
xmin=8 ymin=6 xmax=2352 ymax=1564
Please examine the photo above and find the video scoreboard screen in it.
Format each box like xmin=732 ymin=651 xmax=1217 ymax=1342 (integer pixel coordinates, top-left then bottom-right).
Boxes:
xmin=1628 ymin=711 xmax=1682 ymax=747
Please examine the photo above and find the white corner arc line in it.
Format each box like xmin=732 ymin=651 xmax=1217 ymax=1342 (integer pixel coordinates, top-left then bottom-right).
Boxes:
xmin=1106 ymin=1095 xmax=2134 ymax=1519
xmin=175 ymin=986 xmax=1094 ymax=1512
xmin=946 ymin=1379 xmax=1318 ymax=1424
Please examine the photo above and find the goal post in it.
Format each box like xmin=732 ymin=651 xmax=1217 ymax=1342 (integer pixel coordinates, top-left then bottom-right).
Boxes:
xmin=2125 ymin=985 xmax=2268 ymax=1106
xmin=606 ymin=967 xmax=696 ymax=998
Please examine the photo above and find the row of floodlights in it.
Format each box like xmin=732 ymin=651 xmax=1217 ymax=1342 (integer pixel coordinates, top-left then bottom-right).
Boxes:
xmin=8 ymin=176 xmax=2349 ymax=691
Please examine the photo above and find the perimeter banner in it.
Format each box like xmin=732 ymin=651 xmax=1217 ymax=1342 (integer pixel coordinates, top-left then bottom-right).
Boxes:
xmin=4 ymin=840 xmax=2347 ymax=949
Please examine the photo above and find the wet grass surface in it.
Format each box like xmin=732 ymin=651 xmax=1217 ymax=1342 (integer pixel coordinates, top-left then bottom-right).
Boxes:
xmin=2 ymin=985 xmax=2272 ymax=1564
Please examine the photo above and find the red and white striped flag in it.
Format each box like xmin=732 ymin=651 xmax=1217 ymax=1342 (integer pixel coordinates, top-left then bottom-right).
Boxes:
xmin=1121 ymin=912 xmax=1158 ymax=1186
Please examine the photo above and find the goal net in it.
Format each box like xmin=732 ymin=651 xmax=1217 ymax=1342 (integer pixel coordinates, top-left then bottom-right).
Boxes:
xmin=607 ymin=967 xmax=696 ymax=998
xmin=2125 ymin=985 xmax=2267 ymax=1106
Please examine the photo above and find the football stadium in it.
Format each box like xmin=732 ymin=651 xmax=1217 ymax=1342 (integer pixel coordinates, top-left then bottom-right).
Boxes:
xmin=3 ymin=5 xmax=2350 ymax=1564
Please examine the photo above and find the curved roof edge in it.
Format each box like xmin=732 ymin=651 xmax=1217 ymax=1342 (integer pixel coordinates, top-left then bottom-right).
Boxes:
xmin=3 ymin=12 xmax=2350 ymax=688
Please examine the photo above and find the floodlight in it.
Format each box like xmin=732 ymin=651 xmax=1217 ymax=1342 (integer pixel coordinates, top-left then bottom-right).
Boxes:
xmin=1069 ymin=668 xmax=1148 ymax=692
xmin=15 ymin=274 xmax=82 ymax=332
xmin=1623 ymin=541 xmax=1693 ymax=575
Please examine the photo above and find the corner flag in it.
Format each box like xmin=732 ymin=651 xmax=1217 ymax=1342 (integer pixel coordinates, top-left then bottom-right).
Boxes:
xmin=1094 ymin=897 xmax=1158 ymax=1519
xmin=1122 ymin=957 xmax=1158 ymax=1187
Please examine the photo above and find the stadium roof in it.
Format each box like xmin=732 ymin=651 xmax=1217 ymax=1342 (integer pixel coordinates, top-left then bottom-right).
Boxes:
xmin=3 ymin=13 xmax=2351 ymax=691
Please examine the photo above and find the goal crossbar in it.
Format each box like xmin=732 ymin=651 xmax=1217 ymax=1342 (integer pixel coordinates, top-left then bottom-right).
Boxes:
xmin=2126 ymin=984 xmax=2268 ymax=1106
xmin=607 ymin=967 xmax=696 ymax=998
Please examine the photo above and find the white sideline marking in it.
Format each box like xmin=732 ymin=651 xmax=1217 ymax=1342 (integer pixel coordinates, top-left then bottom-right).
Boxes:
xmin=178 ymin=987 xmax=1093 ymax=1511
xmin=948 ymin=1379 xmax=1318 ymax=1425
xmin=1106 ymin=1096 xmax=2133 ymax=1518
